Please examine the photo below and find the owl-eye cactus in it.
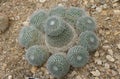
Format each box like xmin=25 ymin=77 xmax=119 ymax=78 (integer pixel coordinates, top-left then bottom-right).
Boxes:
xmin=78 ymin=31 xmax=99 ymax=52
xmin=65 ymin=7 xmax=86 ymax=26
xmin=25 ymin=45 xmax=49 ymax=66
xmin=18 ymin=26 xmax=42 ymax=48
xmin=18 ymin=6 xmax=99 ymax=78
xmin=44 ymin=16 xmax=66 ymax=36
xmin=67 ymin=45 xmax=89 ymax=67
xmin=46 ymin=53 xmax=70 ymax=78
xmin=29 ymin=10 xmax=48 ymax=32
xmin=49 ymin=6 xmax=66 ymax=17
xmin=76 ymin=16 xmax=96 ymax=33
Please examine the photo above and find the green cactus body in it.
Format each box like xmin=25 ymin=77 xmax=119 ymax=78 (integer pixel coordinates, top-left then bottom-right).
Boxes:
xmin=18 ymin=26 xmax=42 ymax=48
xmin=29 ymin=10 xmax=48 ymax=32
xmin=76 ymin=16 xmax=96 ymax=33
xmin=46 ymin=53 xmax=70 ymax=78
xmin=44 ymin=16 xmax=66 ymax=36
xmin=67 ymin=45 xmax=89 ymax=67
xmin=78 ymin=31 xmax=99 ymax=52
xmin=65 ymin=7 xmax=86 ymax=26
xmin=46 ymin=24 xmax=73 ymax=47
xmin=49 ymin=6 xmax=66 ymax=17
xmin=25 ymin=45 xmax=49 ymax=66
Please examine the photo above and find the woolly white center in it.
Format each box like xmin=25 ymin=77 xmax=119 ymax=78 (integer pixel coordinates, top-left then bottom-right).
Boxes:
xmin=77 ymin=56 xmax=82 ymax=60
xmin=30 ymin=55 xmax=34 ymax=60
xmin=87 ymin=19 xmax=92 ymax=24
xmin=90 ymin=37 xmax=94 ymax=42
xmin=53 ymin=66 xmax=58 ymax=71
xmin=50 ymin=20 xmax=55 ymax=26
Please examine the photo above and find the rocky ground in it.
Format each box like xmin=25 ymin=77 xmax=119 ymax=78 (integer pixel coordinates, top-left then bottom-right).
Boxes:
xmin=0 ymin=0 xmax=120 ymax=79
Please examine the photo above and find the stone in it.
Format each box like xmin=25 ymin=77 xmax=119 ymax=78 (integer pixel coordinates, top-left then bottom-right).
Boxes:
xmin=94 ymin=77 xmax=99 ymax=79
xmin=114 ymin=10 xmax=120 ymax=14
xmin=95 ymin=59 xmax=102 ymax=65
xmin=91 ymin=70 xmax=101 ymax=77
xmin=117 ymin=44 xmax=120 ymax=49
xmin=104 ymin=63 xmax=110 ymax=69
xmin=106 ymin=55 xmax=115 ymax=62
xmin=96 ymin=6 xmax=102 ymax=12
xmin=94 ymin=51 xmax=100 ymax=57
xmin=8 ymin=75 xmax=12 ymax=79
xmin=39 ymin=0 xmax=46 ymax=3
xmin=76 ymin=75 xmax=82 ymax=79
xmin=31 ymin=66 xmax=38 ymax=74
xmin=108 ymin=49 xmax=113 ymax=56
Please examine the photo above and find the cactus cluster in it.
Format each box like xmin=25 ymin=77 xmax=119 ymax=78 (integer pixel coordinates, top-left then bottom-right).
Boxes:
xmin=18 ymin=6 xmax=99 ymax=78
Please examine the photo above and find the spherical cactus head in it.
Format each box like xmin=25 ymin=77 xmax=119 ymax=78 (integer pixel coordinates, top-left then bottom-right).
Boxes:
xmin=49 ymin=6 xmax=66 ymax=17
xmin=65 ymin=7 xmax=86 ymax=25
xmin=46 ymin=53 xmax=70 ymax=78
xmin=67 ymin=45 xmax=89 ymax=67
xmin=76 ymin=16 xmax=96 ymax=33
xmin=44 ymin=16 xmax=66 ymax=36
xmin=78 ymin=31 xmax=99 ymax=53
xmin=25 ymin=45 xmax=49 ymax=66
xmin=29 ymin=10 xmax=48 ymax=32
xmin=18 ymin=26 xmax=41 ymax=48
xmin=46 ymin=24 xmax=73 ymax=47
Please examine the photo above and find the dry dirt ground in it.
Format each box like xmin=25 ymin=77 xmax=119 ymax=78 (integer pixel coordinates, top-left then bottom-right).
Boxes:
xmin=0 ymin=0 xmax=120 ymax=79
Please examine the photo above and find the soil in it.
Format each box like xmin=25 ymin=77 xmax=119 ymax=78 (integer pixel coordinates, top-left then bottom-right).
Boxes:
xmin=0 ymin=0 xmax=120 ymax=79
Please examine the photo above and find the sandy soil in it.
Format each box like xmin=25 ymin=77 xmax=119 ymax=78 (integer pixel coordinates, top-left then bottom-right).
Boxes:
xmin=0 ymin=0 xmax=120 ymax=79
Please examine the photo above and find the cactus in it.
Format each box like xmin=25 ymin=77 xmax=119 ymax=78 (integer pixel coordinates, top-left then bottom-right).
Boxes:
xmin=78 ymin=31 xmax=99 ymax=52
xmin=44 ymin=16 xmax=66 ymax=36
xmin=25 ymin=45 xmax=49 ymax=66
xmin=67 ymin=45 xmax=89 ymax=67
xmin=76 ymin=16 xmax=96 ymax=33
xmin=49 ymin=6 xmax=66 ymax=17
xmin=46 ymin=53 xmax=70 ymax=78
xmin=29 ymin=10 xmax=48 ymax=32
xmin=18 ymin=26 xmax=42 ymax=48
xmin=46 ymin=24 xmax=73 ymax=47
xmin=65 ymin=7 xmax=86 ymax=26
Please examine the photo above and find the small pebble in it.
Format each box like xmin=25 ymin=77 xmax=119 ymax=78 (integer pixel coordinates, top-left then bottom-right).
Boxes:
xmin=31 ymin=66 xmax=38 ymax=74
xmin=39 ymin=0 xmax=46 ymax=3
xmin=94 ymin=51 xmax=100 ymax=57
xmin=91 ymin=70 xmax=101 ymax=77
xmin=96 ymin=6 xmax=102 ymax=12
xmin=76 ymin=75 xmax=82 ymax=79
xmin=108 ymin=49 xmax=113 ymax=56
xmin=104 ymin=63 xmax=110 ymax=69
xmin=106 ymin=55 xmax=115 ymax=62
xmin=117 ymin=44 xmax=120 ymax=49
xmin=95 ymin=59 xmax=102 ymax=65
xmin=94 ymin=77 xmax=99 ymax=79
xmin=8 ymin=75 xmax=12 ymax=79
xmin=114 ymin=10 xmax=120 ymax=14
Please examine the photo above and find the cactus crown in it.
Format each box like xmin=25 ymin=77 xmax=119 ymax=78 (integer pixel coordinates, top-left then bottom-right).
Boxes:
xmin=46 ymin=53 xmax=70 ymax=78
xmin=78 ymin=31 xmax=99 ymax=52
xmin=25 ymin=45 xmax=49 ymax=66
xmin=67 ymin=45 xmax=89 ymax=67
xmin=76 ymin=16 xmax=96 ymax=33
xmin=18 ymin=26 xmax=41 ymax=48
xmin=30 ymin=10 xmax=48 ymax=32
xmin=44 ymin=16 xmax=65 ymax=36
xmin=49 ymin=6 xmax=66 ymax=17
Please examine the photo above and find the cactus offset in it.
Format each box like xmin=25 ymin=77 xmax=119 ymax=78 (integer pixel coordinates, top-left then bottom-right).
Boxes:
xmin=78 ymin=31 xmax=99 ymax=52
xmin=46 ymin=53 xmax=70 ymax=78
xmin=26 ymin=45 xmax=49 ymax=66
xmin=67 ymin=45 xmax=89 ymax=67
